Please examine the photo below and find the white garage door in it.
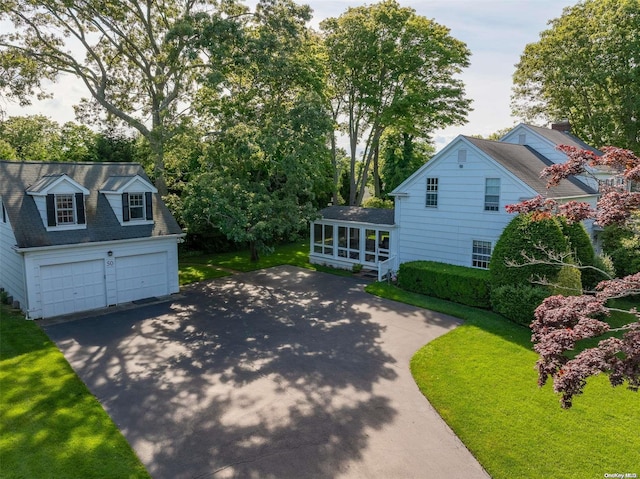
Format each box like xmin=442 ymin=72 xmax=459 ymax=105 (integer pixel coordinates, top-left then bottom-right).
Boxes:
xmin=116 ymin=252 xmax=168 ymax=304
xmin=40 ymin=260 xmax=106 ymax=318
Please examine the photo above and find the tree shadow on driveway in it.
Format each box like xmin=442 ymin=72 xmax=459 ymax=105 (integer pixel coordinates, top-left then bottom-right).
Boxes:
xmin=44 ymin=266 xmax=486 ymax=479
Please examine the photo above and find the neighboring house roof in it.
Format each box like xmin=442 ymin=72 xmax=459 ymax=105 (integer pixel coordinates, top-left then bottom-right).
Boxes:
xmin=464 ymin=137 xmax=598 ymax=198
xmin=319 ymin=206 xmax=395 ymax=226
xmin=518 ymin=123 xmax=603 ymax=156
xmin=0 ymin=161 xmax=182 ymax=249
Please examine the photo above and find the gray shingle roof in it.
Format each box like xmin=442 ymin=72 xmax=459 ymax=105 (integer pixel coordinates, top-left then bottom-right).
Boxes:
xmin=25 ymin=174 xmax=65 ymax=193
xmin=523 ymin=124 xmax=603 ymax=155
xmin=0 ymin=161 xmax=182 ymax=248
xmin=99 ymin=175 xmax=139 ymax=192
xmin=464 ymin=137 xmax=598 ymax=198
xmin=319 ymin=206 xmax=395 ymax=225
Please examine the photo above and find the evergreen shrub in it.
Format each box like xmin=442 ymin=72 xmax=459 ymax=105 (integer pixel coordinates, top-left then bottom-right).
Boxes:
xmin=490 ymin=284 xmax=550 ymax=326
xmin=397 ymin=261 xmax=491 ymax=308
xmin=548 ymin=263 xmax=582 ymax=296
xmin=559 ymin=219 xmax=599 ymax=289
xmin=489 ymin=213 xmax=572 ymax=288
xmin=601 ymin=225 xmax=640 ymax=276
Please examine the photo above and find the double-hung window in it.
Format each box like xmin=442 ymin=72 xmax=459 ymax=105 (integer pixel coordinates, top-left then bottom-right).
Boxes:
xmin=484 ymin=178 xmax=500 ymax=211
xmin=426 ymin=177 xmax=438 ymax=207
xmin=128 ymin=193 xmax=145 ymax=220
xmin=55 ymin=194 xmax=76 ymax=225
xmin=472 ymin=240 xmax=492 ymax=269
xmin=121 ymin=191 xmax=152 ymax=223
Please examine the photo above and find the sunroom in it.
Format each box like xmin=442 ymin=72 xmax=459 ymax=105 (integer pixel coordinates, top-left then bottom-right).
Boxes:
xmin=309 ymin=206 xmax=397 ymax=279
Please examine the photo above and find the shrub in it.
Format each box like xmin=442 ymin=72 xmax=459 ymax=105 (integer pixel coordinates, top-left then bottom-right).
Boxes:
xmin=491 ymin=284 xmax=550 ymax=326
xmin=559 ymin=219 xmax=599 ymax=289
xmin=592 ymin=254 xmax=616 ymax=284
xmin=490 ymin=213 xmax=571 ymax=288
xmin=608 ymin=245 xmax=640 ymax=277
xmin=548 ymin=263 xmax=582 ymax=296
xmin=398 ymin=261 xmax=491 ymax=308
xmin=601 ymin=224 xmax=640 ymax=276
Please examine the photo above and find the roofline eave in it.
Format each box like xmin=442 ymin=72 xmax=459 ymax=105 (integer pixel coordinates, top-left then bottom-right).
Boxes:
xmin=14 ymin=233 xmax=186 ymax=253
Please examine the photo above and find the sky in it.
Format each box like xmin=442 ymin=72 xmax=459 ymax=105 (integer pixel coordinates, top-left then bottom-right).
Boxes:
xmin=2 ymin=0 xmax=577 ymax=151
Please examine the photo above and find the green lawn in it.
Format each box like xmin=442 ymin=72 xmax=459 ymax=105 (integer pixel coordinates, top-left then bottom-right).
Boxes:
xmin=366 ymin=283 xmax=639 ymax=479
xmin=0 ymin=305 xmax=150 ymax=479
xmin=178 ymin=263 xmax=232 ymax=285
xmin=179 ymin=240 xmax=352 ymax=284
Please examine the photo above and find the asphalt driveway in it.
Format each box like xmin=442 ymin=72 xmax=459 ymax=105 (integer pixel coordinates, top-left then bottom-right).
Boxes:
xmin=44 ymin=266 xmax=489 ymax=479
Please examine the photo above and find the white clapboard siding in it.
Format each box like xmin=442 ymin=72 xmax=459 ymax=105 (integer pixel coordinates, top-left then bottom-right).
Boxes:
xmin=0 ymin=209 xmax=27 ymax=308
xmin=393 ymin=138 xmax=534 ymax=268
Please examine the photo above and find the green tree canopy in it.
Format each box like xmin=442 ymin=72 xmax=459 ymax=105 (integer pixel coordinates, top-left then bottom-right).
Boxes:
xmin=321 ymin=0 xmax=471 ymax=205
xmin=0 ymin=0 xmax=244 ymax=194
xmin=182 ymin=0 xmax=332 ymax=261
xmin=380 ymin=130 xmax=434 ymax=195
xmin=512 ymin=0 xmax=640 ymax=152
xmin=0 ymin=115 xmax=62 ymax=162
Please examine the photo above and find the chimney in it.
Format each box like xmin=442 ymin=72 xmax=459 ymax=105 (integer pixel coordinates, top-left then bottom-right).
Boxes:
xmin=551 ymin=119 xmax=571 ymax=133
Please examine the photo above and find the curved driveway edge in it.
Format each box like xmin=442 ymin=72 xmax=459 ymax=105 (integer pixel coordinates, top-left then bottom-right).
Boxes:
xmin=44 ymin=265 xmax=490 ymax=479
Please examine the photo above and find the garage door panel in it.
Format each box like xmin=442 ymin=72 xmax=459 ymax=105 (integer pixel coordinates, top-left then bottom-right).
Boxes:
xmin=40 ymin=260 xmax=106 ymax=318
xmin=116 ymin=253 xmax=168 ymax=304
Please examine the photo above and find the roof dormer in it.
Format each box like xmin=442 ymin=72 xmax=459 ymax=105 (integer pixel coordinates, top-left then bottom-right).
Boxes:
xmin=100 ymin=175 xmax=158 ymax=226
xmin=26 ymin=174 xmax=90 ymax=231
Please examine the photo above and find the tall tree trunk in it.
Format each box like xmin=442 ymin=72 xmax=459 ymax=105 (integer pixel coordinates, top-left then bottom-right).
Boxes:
xmin=330 ymin=130 xmax=339 ymax=205
xmin=149 ymin=120 xmax=168 ymax=197
xmin=373 ymin=141 xmax=381 ymax=198
xmin=250 ymin=240 xmax=260 ymax=262
xmin=349 ymin=133 xmax=358 ymax=206
xmin=355 ymin=128 xmax=383 ymax=206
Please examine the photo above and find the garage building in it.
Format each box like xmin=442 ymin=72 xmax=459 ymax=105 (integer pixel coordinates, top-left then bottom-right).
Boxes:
xmin=0 ymin=161 xmax=184 ymax=319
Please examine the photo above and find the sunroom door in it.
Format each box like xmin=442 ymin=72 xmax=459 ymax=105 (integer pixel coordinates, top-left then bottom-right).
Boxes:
xmin=364 ymin=229 xmax=390 ymax=265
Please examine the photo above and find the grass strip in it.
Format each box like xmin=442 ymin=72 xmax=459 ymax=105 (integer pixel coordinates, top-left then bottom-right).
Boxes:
xmin=179 ymin=241 xmax=352 ymax=280
xmin=0 ymin=305 xmax=150 ymax=479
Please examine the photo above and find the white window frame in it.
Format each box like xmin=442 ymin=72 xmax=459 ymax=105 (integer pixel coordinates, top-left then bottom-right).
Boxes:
xmin=364 ymin=228 xmax=390 ymax=265
xmin=472 ymin=240 xmax=492 ymax=269
xmin=426 ymin=177 xmax=438 ymax=208
xmin=313 ymin=223 xmax=334 ymax=256
xmin=484 ymin=178 xmax=500 ymax=212
xmin=55 ymin=194 xmax=76 ymax=225
xmin=128 ymin=192 xmax=145 ymax=221
xmin=337 ymin=226 xmax=360 ymax=261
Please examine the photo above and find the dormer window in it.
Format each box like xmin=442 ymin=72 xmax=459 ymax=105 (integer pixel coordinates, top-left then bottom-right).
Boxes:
xmin=26 ymin=174 xmax=89 ymax=231
xmin=100 ymin=175 xmax=156 ymax=225
xmin=56 ymin=194 xmax=76 ymax=224
xmin=129 ymin=193 xmax=145 ymax=220
xmin=122 ymin=192 xmax=152 ymax=222
xmin=45 ymin=193 xmax=86 ymax=227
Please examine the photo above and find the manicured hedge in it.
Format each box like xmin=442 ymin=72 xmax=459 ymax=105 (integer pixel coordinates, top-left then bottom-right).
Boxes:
xmin=491 ymin=284 xmax=550 ymax=326
xmin=398 ymin=261 xmax=491 ymax=308
xmin=489 ymin=213 xmax=570 ymax=289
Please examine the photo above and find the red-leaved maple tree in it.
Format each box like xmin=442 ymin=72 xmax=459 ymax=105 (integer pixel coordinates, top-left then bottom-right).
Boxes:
xmin=506 ymin=145 xmax=640 ymax=408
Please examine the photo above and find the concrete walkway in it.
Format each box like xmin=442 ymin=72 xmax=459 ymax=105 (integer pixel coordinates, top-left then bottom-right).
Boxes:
xmin=44 ymin=266 xmax=490 ymax=479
